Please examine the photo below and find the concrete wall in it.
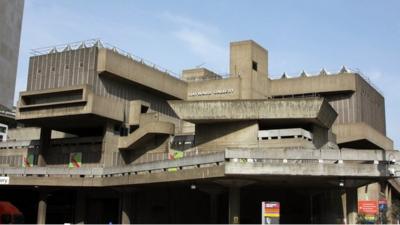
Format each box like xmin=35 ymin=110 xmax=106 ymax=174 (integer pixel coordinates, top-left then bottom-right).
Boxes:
xmin=195 ymin=121 xmax=259 ymax=152
xmin=187 ymin=77 xmax=240 ymax=100
xmin=0 ymin=0 xmax=24 ymax=109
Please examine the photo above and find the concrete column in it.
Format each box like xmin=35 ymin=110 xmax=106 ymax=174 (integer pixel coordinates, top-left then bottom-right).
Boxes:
xmin=229 ymin=186 xmax=240 ymax=224
xmin=312 ymin=125 xmax=328 ymax=149
xmin=346 ymin=188 xmax=358 ymax=224
xmin=37 ymin=192 xmax=47 ymax=224
xmin=120 ymin=192 xmax=133 ymax=224
xmin=38 ymin=128 xmax=51 ymax=166
xmin=210 ymin=193 xmax=218 ymax=224
xmin=341 ymin=191 xmax=347 ymax=224
xmin=199 ymin=186 xmax=223 ymax=224
xmin=75 ymin=190 xmax=86 ymax=224
xmin=101 ymin=122 xmax=119 ymax=167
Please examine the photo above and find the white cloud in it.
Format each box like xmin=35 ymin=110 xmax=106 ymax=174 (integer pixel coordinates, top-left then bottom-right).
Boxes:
xmin=161 ymin=12 xmax=228 ymax=73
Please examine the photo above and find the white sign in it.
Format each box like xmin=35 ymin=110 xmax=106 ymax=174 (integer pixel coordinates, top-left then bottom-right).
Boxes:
xmin=189 ymin=88 xmax=234 ymax=97
xmin=0 ymin=176 xmax=9 ymax=185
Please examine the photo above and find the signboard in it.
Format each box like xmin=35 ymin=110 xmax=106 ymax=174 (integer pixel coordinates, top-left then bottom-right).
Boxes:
xmin=23 ymin=153 xmax=34 ymax=167
xmin=68 ymin=152 xmax=82 ymax=168
xmin=378 ymin=199 xmax=388 ymax=212
xmin=0 ymin=176 xmax=9 ymax=185
xmin=358 ymin=200 xmax=378 ymax=215
xmin=262 ymin=201 xmax=280 ymax=224
xmin=167 ymin=150 xmax=184 ymax=172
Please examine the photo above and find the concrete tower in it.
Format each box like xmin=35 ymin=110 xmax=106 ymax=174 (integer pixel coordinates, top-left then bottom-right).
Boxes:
xmin=0 ymin=0 xmax=24 ymax=109
xmin=229 ymin=40 xmax=269 ymax=99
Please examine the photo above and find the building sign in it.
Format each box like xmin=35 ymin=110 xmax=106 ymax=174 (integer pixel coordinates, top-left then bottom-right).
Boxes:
xmin=0 ymin=176 xmax=9 ymax=185
xmin=358 ymin=200 xmax=378 ymax=223
xmin=358 ymin=200 xmax=378 ymax=215
xmin=262 ymin=201 xmax=280 ymax=224
xmin=68 ymin=152 xmax=82 ymax=168
xmin=188 ymin=88 xmax=234 ymax=97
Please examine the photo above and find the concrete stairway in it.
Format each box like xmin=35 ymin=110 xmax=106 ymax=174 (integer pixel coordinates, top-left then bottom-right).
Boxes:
xmin=118 ymin=120 xmax=174 ymax=150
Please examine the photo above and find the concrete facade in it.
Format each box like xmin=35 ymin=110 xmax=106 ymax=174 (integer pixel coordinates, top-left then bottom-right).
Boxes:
xmin=0 ymin=39 xmax=398 ymax=224
xmin=0 ymin=0 xmax=24 ymax=110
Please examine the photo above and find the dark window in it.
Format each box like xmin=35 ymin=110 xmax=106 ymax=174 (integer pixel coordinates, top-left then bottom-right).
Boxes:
xmin=252 ymin=61 xmax=258 ymax=71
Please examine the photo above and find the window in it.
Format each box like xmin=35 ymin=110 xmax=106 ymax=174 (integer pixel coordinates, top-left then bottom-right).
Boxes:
xmin=252 ymin=61 xmax=258 ymax=71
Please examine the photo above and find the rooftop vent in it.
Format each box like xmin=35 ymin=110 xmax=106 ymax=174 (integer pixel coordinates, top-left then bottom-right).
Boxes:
xmin=339 ymin=65 xmax=350 ymax=73
xmin=319 ymin=68 xmax=328 ymax=76
xmin=300 ymin=70 xmax=308 ymax=77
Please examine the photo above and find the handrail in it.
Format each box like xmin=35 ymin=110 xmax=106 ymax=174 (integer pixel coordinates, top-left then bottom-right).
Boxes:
xmin=0 ymin=149 xmax=399 ymax=178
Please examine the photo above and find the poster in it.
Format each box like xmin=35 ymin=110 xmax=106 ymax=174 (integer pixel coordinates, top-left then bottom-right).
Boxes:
xmin=358 ymin=200 xmax=378 ymax=223
xmin=262 ymin=201 xmax=280 ymax=224
xmin=68 ymin=152 xmax=82 ymax=168
xmin=23 ymin=153 xmax=34 ymax=167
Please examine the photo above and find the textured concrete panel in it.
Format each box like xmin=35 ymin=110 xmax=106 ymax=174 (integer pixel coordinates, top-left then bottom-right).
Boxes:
xmin=169 ymin=98 xmax=337 ymax=128
xmin=0 ymin=0 xmax=24 ymax=109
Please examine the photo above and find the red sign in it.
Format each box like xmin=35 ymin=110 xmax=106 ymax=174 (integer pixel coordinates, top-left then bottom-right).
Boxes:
xmin=358 ymin=200 xmax=378 ymax=215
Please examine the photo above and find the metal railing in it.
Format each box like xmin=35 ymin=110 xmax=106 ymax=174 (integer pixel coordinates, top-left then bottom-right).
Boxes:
xmin=271 ymin=67 xmax=384 ymax=96
xmin=0 ymin=148 xmax=399 ymax=177
xmin=30 ymin=39 xmax=180 ymax=78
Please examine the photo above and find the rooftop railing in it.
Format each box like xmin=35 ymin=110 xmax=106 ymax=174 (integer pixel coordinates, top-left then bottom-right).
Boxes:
xmin=30 ymin=39 xmax=179 ymax=78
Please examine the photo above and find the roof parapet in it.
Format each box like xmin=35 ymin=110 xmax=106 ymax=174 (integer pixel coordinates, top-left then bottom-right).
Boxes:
xmin=30 ymin=39 xmax=180 ymax=78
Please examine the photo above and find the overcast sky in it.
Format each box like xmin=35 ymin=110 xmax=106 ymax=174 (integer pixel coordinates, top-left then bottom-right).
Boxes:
xmin=15 ymin=0 xmax=400 ymax=148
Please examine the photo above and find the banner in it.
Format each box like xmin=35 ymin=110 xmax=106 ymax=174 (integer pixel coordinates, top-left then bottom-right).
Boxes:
xmin=358 ymin=200 xmax=378 ymax=215
xmin=23 ymin=153 xmax=34 ymax=167
xmin=167 ymin=150 xmax=184 ymax=172
xmin=68 ymin=152 xmax=82 ymax=168
xmin=262 ymin=201 xmax=280 ymax=224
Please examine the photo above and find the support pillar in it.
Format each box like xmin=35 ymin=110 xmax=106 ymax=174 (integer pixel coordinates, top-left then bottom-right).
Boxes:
xmin=199 ymin=186 xmax=223 ymax=224
xmin=37 ymin=192 xmax=47 ymax=224
xmin=210 ymin=193 xmax=218 ymax=224
xmin=75 ymin=190 xmax=86 ymax=224
xmin=38 ymin=128 xmax=51 ymax=166
xmin=229 ymin=186 xmax=240 ymax=224
xmin=346 ymin=188 xmax=358 ymax=224
xmin=101 ymin=122 xmax=119 ymax=167
xmin=120 ymin=191 xmax=133 ymax=224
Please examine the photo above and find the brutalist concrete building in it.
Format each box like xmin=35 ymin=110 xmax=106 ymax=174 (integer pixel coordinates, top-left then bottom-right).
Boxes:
xmin=1 ymin=39 xmax=399 ymax=224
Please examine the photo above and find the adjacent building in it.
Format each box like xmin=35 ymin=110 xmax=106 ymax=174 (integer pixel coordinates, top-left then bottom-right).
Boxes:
xmin=0 ymin=39 xmax=399 ymax=224
xmin=0 ymin=0 xmax=24 ymax=142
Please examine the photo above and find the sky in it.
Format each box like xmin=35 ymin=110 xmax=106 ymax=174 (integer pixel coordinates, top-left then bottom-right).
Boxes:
xmin=15 ymin=0 xmax=400 ymax=148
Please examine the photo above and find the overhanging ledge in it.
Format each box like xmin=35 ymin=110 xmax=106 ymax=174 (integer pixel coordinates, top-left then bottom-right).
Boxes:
xmin=168 ymin=98 xmax=337 ymax=128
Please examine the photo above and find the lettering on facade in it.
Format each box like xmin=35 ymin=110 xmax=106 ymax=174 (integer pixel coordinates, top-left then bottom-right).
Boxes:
xmin=188 ymin=88 xmax=234 ymax=97
xmin=0 ymin=176 xmax=9 ymax=185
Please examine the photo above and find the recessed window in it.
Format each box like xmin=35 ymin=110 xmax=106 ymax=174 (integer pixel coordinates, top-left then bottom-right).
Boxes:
xmin=65 ymin=65 xmax=69 ymax=69
xmin=252 ymin=61 xmax=258 ymax=71
xmin=79 ymin=62 xmax=84 ymax=67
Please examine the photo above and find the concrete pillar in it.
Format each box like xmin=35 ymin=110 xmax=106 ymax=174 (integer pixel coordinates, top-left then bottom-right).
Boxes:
xmin=210 ymin=193 xmax=218 ymax=224
xmin=199 ymin=186 xmax=223 ymax=224
xmin=229 ymin=186 xmax=240 ymax=224
xmin=312 ymin=125 xmax=328 ymax=149
xmin=120 ymin=192 xmax=133 ymax=224
xmin=38 ymin=128 xmax=51 ymax=166
xmin=101 ymin=122 xmax=119 ymax=167
xmin=341 ymin=191 xmax=347 ymax=224
xmin=75 ymin=190 xmax=86 ymax=224
xmin=346 ymin=188 xmax=358 ymax=224
xmin=37 ymin=192 xmax=47 ymax=224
